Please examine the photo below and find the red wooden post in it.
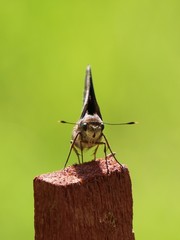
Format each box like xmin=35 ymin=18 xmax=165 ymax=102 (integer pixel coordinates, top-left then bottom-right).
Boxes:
xmin=34 ymin=156 xmax=135 ymax=240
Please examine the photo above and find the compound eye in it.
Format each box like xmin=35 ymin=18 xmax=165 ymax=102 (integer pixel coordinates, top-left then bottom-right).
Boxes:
xmin=101 ymin=123 xmax=104 ymax=130
xmin=81 ymin=122 xmax=87 ymax=131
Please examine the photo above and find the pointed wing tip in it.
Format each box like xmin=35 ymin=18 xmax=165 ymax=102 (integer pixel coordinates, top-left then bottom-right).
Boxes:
xmin=86 ymin=64 xmax=91 ymax=72
xmin=86 ymin=64 xmax=92 ymax=78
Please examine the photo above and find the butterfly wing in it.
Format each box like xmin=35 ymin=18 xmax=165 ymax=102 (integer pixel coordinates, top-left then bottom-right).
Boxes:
xmin=80 ymin=65 xmax=102 ymax=120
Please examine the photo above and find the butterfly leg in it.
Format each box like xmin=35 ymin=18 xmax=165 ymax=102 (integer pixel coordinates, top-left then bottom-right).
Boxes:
xmin=93 ymin=144 xmax=100 ymax=160
xmin=73 ymin=146 xmax=81 ymax=164
xmin=103 ymin=141 xmax=109 ymax=174
xmin=102 ymin=133 xmax=123 ymax=168
xmin=64 ymin=132 xmax=81 ymax=168
xmin=94 ymin=141 xmax=109 ymax=174
xmin=80 ymin=140 xmax=84 ymax=164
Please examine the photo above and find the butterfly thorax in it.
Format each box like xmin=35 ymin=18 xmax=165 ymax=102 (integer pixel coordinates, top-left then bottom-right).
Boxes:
xmin=72 ymin=113 xmax=104 ymax=149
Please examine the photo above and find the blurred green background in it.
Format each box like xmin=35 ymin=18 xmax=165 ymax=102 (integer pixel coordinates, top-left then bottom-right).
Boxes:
xmin=1 ymin=0 xmax=180 ymax=239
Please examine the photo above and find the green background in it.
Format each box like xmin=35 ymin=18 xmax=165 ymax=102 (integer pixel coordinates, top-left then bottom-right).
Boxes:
xmin=1 ymin=1 xmax=180 ymax=239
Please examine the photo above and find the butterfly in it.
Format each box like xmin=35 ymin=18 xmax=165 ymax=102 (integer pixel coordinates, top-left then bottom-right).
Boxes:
xmin=61 ymin=65 xmax=136 ymax=173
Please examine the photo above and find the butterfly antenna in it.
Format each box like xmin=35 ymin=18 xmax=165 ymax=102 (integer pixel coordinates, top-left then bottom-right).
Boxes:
xmin=59 ymin=120 xmax=76 ymax=125
xmin=104 ymin=121 xmax=138 ymax=125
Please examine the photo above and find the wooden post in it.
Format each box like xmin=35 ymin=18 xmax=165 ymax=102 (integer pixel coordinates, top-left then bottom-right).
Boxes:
xmin=34 ymin=156 xmax=135 ymax=240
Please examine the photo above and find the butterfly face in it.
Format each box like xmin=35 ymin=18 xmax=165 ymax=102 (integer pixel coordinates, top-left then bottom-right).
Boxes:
xmin=72 ymin=113 xmax=104 ymax=149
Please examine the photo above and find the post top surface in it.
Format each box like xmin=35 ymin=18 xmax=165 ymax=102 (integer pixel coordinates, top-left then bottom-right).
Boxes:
xmin=34 ymin=156 xmax=127 ymax=187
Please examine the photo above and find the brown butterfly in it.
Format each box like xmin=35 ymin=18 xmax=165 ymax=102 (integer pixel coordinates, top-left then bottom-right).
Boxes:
xmin=61 ymin=65 xmax=136 ymax=173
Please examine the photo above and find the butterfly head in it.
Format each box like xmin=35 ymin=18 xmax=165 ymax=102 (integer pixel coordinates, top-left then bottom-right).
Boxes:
xmin=77 ymin=113 xmax=104 ymax=141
